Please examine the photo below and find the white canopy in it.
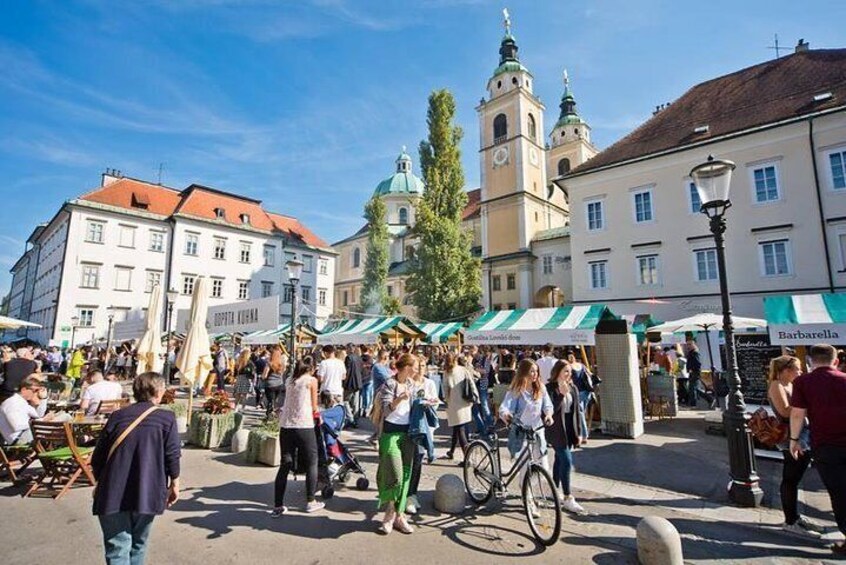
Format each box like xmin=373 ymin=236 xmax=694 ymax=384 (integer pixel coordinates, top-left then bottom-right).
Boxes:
xmin=647 ymin=313 xmax=767 ymax=334
xmin=0 ymin=315 xmax=41 ymax=330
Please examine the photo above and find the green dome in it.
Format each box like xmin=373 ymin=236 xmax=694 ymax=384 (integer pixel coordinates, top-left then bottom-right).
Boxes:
xmin=373 ymin=148 xmax=425 ymax=197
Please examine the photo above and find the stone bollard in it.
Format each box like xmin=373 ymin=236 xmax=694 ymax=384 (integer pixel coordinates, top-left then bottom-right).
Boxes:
xmin=434 ymin=474 xmax=466 ymax=514
xmin=230 ymin=428 xmax=250 ymax=454
xmin=637 ymin=516 xmax=683 ymax=565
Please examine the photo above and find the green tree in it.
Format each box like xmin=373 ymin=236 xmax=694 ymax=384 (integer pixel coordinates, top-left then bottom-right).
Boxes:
xmin=360 ymin=195 xmax=390 ymax=314
xmin=407 ymin=89 xmax=482 ymax=321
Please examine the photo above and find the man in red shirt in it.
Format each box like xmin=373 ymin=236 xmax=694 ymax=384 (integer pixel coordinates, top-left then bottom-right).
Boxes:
xmin=790 ymin=343 xmax=846 ymax=556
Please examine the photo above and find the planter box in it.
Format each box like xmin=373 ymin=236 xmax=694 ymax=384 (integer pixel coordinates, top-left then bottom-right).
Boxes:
xmin=159 ymin=404 xmax=189 ymax=434
xmin=189 ymin=411 xmax=244 ymax=449
xmin=245 ymin=429 xmax=280 ymax=466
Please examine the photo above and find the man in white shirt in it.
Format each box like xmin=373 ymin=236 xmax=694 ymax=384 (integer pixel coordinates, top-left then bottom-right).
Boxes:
xmin=0 ymin=375 xmax=48 ymax=445
xmin=536 ymin=344 xmax=558 ymax=385
xmin=317 ymin=345 xmax=346 ymax=405
xmin=80 ymin=371 xmax=124 ymax=415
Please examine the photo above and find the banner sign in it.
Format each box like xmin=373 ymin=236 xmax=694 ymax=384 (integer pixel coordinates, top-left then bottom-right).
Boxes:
xmin=464 ymin=329 xmax=595 ymax=346
xmin=768 ymin=323 xmax=846 ymax=345
xmin=176 ymin=295 xmax=279 ymax=335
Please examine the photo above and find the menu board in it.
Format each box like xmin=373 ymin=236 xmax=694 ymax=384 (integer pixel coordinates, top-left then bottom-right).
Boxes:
xmin=721 ymin=334 xmax=782 ymax=404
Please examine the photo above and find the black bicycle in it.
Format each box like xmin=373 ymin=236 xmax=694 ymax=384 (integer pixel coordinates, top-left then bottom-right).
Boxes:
xmin=463 ymin=423 xmax=561 ymax=546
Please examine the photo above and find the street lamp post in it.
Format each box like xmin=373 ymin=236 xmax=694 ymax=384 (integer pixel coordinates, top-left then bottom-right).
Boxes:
xmin=690 ymin=155 xmax=764 ymax=507
xmin=163 ymin=288 xmax=179 ymax=383
xmin=285 ymin=258 xmax=304 ymax=377
xmin=106 ymin=312 xmax=115 ymax=353
xmin=70 ymin=316 xmax=80 ymax=349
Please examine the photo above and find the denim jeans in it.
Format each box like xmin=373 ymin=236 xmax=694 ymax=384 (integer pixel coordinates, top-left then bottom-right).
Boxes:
xmin=472 ymin=394 xmax=493 ymax=435
xmin=360 ymin=381 xmax=374 ymax=416
xmin=578 ymin=390 xmax=591 ymax=440
xmin=98 ymin=512 xmax=155 ymax=565
xmin=552 ymin=446 xmax=574 ymax=496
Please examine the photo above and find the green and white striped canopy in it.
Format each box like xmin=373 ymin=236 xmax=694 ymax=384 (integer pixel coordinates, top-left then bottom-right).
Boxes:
xmin=465 ymin=305 xmax=615 ymax=346
xmin=764 ymin=293 xmax=846 ymax=345
xmin=317 ymin=317 xmax=425 ymax=345
xmin=241 ymin=324 xmax=292 ymax=345
xmin=418 ymin=322 xmax=464 ymax=344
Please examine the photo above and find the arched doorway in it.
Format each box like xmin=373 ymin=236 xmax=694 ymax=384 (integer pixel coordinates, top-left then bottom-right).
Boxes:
xmin=534 ymin=285 xmax=565 ymax=308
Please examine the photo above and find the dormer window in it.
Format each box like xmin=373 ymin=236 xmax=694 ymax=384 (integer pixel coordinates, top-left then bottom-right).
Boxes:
xmin=131 ymin=192 xmax=150 ymax=210
xmin=240 ymin=213 xmax=250 ymax=225
xmin=214 ymin=207 xmax=225 ymax=219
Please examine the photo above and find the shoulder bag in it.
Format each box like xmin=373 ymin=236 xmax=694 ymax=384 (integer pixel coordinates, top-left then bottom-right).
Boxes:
xmin=462 ymin=370 xmax=480 ymax=404
xmin=93 ymin=405 xmax=158 ymax=498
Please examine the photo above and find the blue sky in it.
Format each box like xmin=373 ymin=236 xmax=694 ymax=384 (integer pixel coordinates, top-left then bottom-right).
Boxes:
xmin=1 ymin=0 xmax=843 ymax=295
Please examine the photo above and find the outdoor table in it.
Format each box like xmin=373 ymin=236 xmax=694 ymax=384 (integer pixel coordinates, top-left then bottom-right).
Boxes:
xmin=46 ymin=400 xmax=81 ymax=413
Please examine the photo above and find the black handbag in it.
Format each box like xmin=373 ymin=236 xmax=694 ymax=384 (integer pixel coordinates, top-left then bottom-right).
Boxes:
xmin=462 ymin=372 xmax=480 ymax=403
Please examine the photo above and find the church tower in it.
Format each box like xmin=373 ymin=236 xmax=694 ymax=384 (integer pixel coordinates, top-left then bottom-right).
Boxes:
xmin=478 ymin=11 xmax=567 ymax=310
xmin=546 ymin=70 xmax=599 ymax=181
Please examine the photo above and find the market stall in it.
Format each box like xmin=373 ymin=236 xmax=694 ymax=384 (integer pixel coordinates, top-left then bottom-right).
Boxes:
xmin=764 ymin=293 xmax=846 ymax=345
xmin=464 ymin=305 xmax=616 ymax=346
xmin=241 ymin=324 xmax=319 ymax=346
xmin=418 ymin=322 xmax=464 ymax=344
xmin=317 ymin=316 xmax=425 ymax=345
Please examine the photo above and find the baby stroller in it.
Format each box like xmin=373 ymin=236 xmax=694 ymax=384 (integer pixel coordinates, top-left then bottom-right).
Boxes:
xmin=317 ymin=404 xmax=369 ymax=499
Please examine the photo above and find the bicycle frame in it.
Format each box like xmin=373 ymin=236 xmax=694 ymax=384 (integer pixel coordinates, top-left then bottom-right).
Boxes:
xmin=476 ymin=425 xmax=542 ymax=493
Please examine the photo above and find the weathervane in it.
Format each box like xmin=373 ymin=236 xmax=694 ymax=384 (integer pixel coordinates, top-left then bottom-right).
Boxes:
xmin=563 ymin=69 xmax=570 ymax=89
xmin=503 ymin=8 xmax=511 ymax=35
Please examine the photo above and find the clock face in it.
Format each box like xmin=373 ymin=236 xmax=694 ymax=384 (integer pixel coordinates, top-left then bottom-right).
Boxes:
xmin=493 ymin=146 xmax=509 ymax=167
xmin=529 ymin=147 xmax=539 ymax=166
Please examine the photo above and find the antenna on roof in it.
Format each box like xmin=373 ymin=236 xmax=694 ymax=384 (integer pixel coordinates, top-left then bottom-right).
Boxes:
xmin=768 ymin=33 xmax=787 ymax=59
xmin=157 ymin=162 xmax=165 ymax=185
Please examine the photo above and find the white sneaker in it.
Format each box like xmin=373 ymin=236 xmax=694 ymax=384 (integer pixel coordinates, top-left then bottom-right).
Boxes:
xmin=563 ymin=496 xmax=587 ymax=515
xmin=783 ymin=521 xmax=822 ymax=538
xmin=306 ymin=501 xmax=325 ymax=513
xmin=406 ymin=495 xmax=418 ymax=515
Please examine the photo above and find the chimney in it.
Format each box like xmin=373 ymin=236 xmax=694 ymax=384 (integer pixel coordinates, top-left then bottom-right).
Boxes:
xmin=795 ymin=39 xmax=809 ymax=53
xmin=101 ymin=167 xmax=123 ymax=187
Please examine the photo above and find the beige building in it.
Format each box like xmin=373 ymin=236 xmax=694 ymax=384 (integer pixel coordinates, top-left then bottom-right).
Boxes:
xmin=332 ymin=150 xmax=482 ymax=318
xmin=478 ymin=26 xmax=596 ymax=311
xmin=559 ymin=45 xmax=846 ymax=321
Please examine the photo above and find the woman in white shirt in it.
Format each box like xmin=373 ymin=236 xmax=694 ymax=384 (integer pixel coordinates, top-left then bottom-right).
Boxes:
xmin=405 ymin=355 xmax=440 ymax=515
xmin=375 ymin=353 xmax=418 ymax=535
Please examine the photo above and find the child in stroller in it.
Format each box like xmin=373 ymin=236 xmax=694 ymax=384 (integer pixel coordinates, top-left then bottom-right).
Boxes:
xmin=317 ymin=404 xmax=370 ymax=499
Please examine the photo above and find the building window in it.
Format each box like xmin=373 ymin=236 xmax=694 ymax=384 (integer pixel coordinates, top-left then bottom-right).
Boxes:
xmin=493 ymin=304 xmax=502 ymax=311
xmin=352 ymin=248 xmax=361 ymax=268
xmin=694 ymin=249 xmax=718 ymax=282
xmin=149 ymin=231 xmax=165 ymax=252
xmin=527 ymin=113 xmax=537 ymax=141
xmin=752 ymin=164 xmax=780 ymax=203
xmin=492 ymin=275 xmax=501 ymax=291
xmin=283 ymin=284 xmax=294 ymax=303
xmin=182 ymin=275 xmax=196 ymax=295
xmin=114 ymin=267 xmax=132 ymax=291
xmin=214 ymin=207 xmax=225 ymax=219
xmin=318 ymin=288 xmax=327 ymax=306
xmin=387 ymin=285 xmax=394 ymax=297
xmin=507 ymin=303 xmax=517 ymax=310
xmin=557 ymin=158 xmax=571 ymax=176
xmin=211 ymin=278 xmax=223 ymax=298
xmin=302 ymin=255 xmax=313 ymax=272
xmin=145 ymin=270 xmax=162 ymax=293
xmin=118 ymin=225 xmax=136 ymax=248
xmin=239 ymin=242 xmax=252 ymax=263
xmin=78 ymin=308 xmax=94 ymax=327
xmin=830 ymin=150 xmax=846 ymax=190
xmin=637 ymin=255 xmax=659 ymax=286
xmin=240 ymin=213 xmax=250 ymax=225
xmin=238 ymin=280 xmax=249 ymax=300
xmin=633 ymin=189 xmax=654 ymax=223
xmin=688 ymin=181 xmax=702 ymax=214
xmin=263 ymin=245 xmax=275 ymax=267
xmin=81 ymin=264 xmax=100 ymax=289
xmin=840 ymin=233 xmax=846 ymax=270
xmin=589 ymin=261 xmax=608 ymax=290
xmin=586 ymin=200 xmax=604 ymax=231
xmin=86 ymin=221 xmax=104 ymax=243
xmin=398 ymin=207 xmax=409 ymax=225
xmin=302 ymin=286 xmax=311 ymax=302
xmin=493 ymin=113 xmax=508 ymax=143
xmin=542 ymin=255 xmax=553 ymax=275
xmin=185 ymin=233 xmax=198 ymax=256
xmin=319 ymin=258 xmax=328 ymax=275
xmin=506 ymin=273 xmax=516 ymax=290
xmin=262 ymin=281 xmax=274 ymax=298
xmin=343 ymin=290 xmax=349 ymax=306
xmin=213 ymin=238 xmax=226 ymax=260
xmin=760 ymin=240 xmax=792 ymax=276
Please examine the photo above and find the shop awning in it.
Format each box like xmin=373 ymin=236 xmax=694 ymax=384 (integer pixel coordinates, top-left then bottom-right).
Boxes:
xmin=418 ymin=322 xmax=464 ymax=344
xmin=241 ymin=324 xmax=319 ymax=346
xmin=764 ymin=293 xmax=846 ymax=345
xmin=317 ymin=317 xmax=425 ymax=345
xmin=464 ymin=305 xmax=616 ymax=346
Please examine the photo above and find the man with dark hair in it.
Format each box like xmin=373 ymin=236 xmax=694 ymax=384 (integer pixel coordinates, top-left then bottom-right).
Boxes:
xmin=685 ymin=342 xmax=702 ymax=408
xmin=790 ymin=343 xmax=846 ymax=556
xmin=0 ymin=374 xmax=47 ymax=444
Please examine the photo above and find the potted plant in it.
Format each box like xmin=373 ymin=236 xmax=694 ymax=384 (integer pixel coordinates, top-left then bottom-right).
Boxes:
xmin=159 ymin=388 xmax=189 ymax=433
xmin=188 ymin=391 xmax=244 ymax=449
xmin=245 ymin=417 xmax=281 ymax=466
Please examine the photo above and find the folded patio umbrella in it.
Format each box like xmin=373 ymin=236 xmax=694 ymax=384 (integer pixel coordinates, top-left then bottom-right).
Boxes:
xmin=136 ymin=284 xmax=163 ymax=374
xmin=175 ymin=277 xmax=212 ymax=387
xmin=0 ymin=315 xmax=41 ymax=330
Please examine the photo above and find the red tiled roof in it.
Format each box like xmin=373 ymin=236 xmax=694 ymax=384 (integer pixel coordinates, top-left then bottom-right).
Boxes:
xmin=79 ymin=178 xmax=182 ymax=216
xmin=176 ymin=185 xmax=276 ymax=231
xmin=266 ymin=212 xmax=329 ymax=249
xmin=463 ymin=188 xmax=481 ymax=221
xmin=571 ymin=49 xmax=846 ymax=176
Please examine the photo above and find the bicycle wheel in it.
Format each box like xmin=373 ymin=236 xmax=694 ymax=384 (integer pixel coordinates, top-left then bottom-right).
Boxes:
xmin=463 ymin=440 xmax=495 ymax=504
xmin=522 ymin=464 xmax=561 ymax=546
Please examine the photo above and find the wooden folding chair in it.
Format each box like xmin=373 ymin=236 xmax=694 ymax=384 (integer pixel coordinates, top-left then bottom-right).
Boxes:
xmin=0 ymin=442 xmax=36 ymax=483
xmin=96 ymin=398 xmax=130 ymax=416
xmin=25 ymin=421 xmax=96 ymax=500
